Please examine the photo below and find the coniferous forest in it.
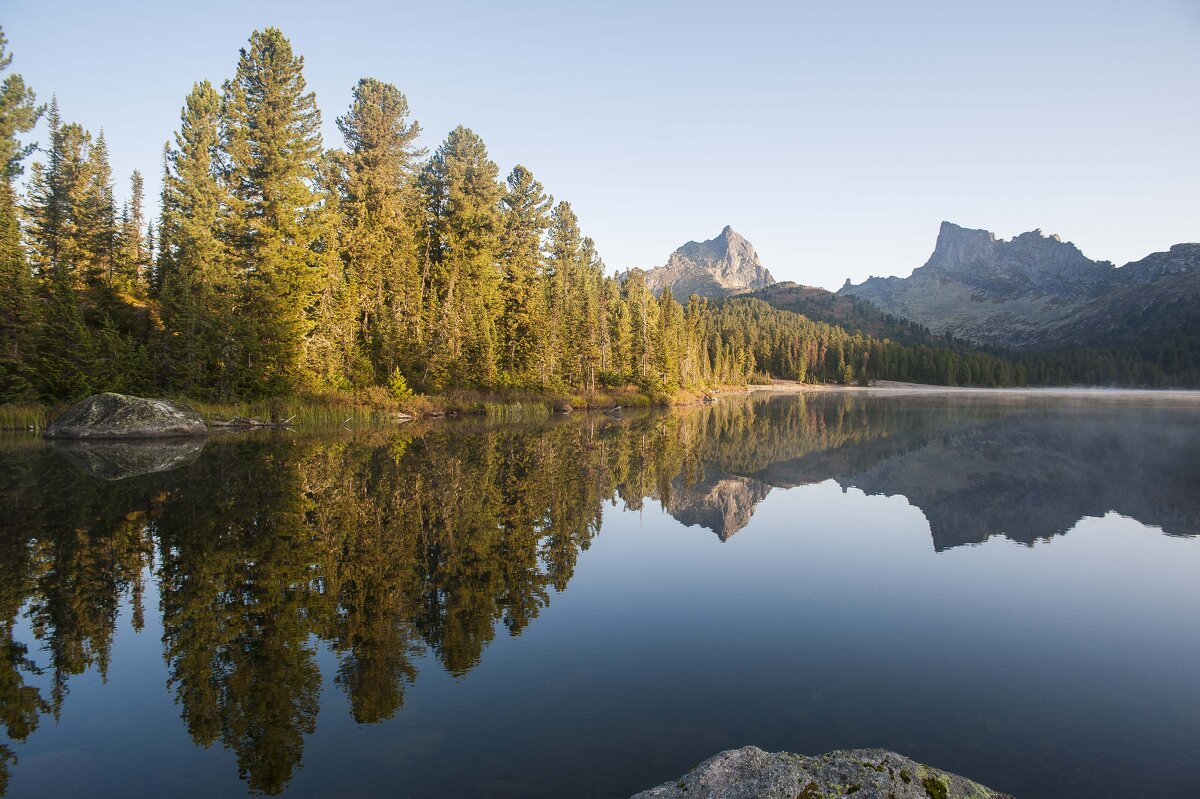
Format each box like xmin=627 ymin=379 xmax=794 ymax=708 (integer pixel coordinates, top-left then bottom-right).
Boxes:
xmin=0 ymin=26 xmax=1190 ymax=406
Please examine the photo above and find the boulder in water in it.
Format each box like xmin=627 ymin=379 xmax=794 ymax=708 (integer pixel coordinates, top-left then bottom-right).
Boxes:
xmin=45 ymin=393 xmax=207 ymax=439
xmin=630 ymin=746 xmax=1013 ymax=799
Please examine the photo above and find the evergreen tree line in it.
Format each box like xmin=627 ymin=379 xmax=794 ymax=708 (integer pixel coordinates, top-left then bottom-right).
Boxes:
xmin=1014 ymin=336 xmax=1200 ymax=388
xmin=1 ymin=26 xmax=1185 ymax=403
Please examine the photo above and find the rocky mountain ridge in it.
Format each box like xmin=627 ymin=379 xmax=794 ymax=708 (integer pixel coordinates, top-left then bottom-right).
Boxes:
xmin=636 ymin=226 xmax=775 ymax=298
xmin=840 ymin=221 xmax=1200 ymax=349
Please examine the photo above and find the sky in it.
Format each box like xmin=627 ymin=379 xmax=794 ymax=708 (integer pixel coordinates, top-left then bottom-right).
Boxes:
xmin=5 ymin=0 xmax=1199 ymax=290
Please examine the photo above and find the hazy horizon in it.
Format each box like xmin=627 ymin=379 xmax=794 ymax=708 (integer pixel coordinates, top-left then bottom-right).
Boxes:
xmin=7 ymin=0 xmax=1199 ymax=290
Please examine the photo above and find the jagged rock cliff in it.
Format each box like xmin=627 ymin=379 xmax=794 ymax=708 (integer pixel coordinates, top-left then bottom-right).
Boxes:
xmin=639 ymin=226 xmax=775 ymax=298
xmin=840 ymin=221 xmax=1200 ymax=349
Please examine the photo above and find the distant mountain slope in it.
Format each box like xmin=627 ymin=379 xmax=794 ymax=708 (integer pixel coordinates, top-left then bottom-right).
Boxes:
xmin=747 ymin=282 xmax=938 ymax=345
xmin=637 ymin=226 xmax=775 ymax=298
xmin=840 ymin=221 xmax=1200 ymax=350
xmin=1055 ymin=245 xmax=1200 ymax=347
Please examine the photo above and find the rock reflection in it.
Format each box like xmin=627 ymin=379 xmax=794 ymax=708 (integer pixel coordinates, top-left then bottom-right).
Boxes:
xmin=49 ymin=438 xmax=206 ymax=480
xmin=0 ymin=393 xmax=1196 ymax=793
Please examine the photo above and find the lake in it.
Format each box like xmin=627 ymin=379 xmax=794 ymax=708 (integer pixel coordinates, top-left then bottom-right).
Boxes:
xmin=1 ymin=390 xmax=1198 ymax=798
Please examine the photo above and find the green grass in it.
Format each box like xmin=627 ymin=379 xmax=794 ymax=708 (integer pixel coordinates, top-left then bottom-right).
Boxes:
xmin=0 ymin=384 xmax=679 ymax=435
xmin=0 ymin=403 xmax=52 ymax=431
xmin=432 ymin=387 xmax=658 ymax=416
xmin=180 ymin=397 xmax=399 ymax=431
xmin=483 ymin=400 xmax=553 ymax=422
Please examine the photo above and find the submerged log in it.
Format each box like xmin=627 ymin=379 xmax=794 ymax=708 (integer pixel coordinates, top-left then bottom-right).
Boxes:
xmin=211 ymin=415 xmax=295 ymax=429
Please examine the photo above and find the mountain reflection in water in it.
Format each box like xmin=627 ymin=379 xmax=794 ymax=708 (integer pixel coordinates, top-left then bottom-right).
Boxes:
xmin=0 ymin=392 xmax=1197 ymax=796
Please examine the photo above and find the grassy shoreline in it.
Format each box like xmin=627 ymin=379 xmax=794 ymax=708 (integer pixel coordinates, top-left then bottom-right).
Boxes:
xmin=0 ymin=385 xmax=733 ymax=432
xmin=7 ymin=380 xmax=1189 ymax=432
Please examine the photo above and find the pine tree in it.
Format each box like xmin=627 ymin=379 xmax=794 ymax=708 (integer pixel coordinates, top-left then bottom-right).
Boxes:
xmin=575 ymin=237 xmax=604 ymax=391
xmin=25 ymin=99 xmax=77 ymax=284
xmin=302 ymin=150 xmax=356 ymax=390
xmin=334 ymin=77 xmax=424 ymax=385
xmin=416 ymin=126 xmax=503 ymax=389
xmin=79 ymin=130 xmax=116 ymax=287
xmin=23 ymin=102 xmax=116 ymax=397
xmin=655 ymin=287 xmax=684 ymax=391
xmin=0 ymin=26 xmax=41 ymax=399
xmin=605 ymin=278 xmax=631 ymax=383
xmin=115 ymin=169 xmax=147 ymax=294
xmin=621 ymin=268 xmax=658 ymax=384
xmin=498 ymin=165 xmax=551 ymax=385
xmin=221 ymin=28 xmax=328 ymax=396
xmin=158 ymin=80 xmax=234 ymax=395
xmin=545 ymin=201 xmax=582 ymax=387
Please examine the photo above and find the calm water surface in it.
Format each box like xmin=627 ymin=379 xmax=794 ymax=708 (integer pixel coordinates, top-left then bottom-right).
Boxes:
xmin=1 ymin=392 xmax=1198 ymax=798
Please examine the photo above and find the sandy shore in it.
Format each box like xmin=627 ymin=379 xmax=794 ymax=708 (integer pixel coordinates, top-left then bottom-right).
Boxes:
xmin=739 ymin=379 xmax=1200 ymax=401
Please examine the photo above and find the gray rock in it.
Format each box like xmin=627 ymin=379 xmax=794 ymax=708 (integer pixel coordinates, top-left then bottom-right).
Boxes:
xmin=630 ymin=746 xmax=1013 ymax=799
xmin=635 ymin=226 xmax=776 ymax=299
xmin=45 ymin=393 xmax=207 ymax=439
xmin=50 ymin=439 xmax=206 ymax=480
xmin=1118 ymin=243 xmax=1200 ymax=285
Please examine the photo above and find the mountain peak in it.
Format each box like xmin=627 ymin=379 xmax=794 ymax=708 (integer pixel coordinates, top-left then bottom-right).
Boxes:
xmin=641 ymin=227 xmax=776 ymax=298
xmin=926 ymin=221 xmax=1097 ymax=283
xmin=839 ymin=220 xmax=1154 ymax=349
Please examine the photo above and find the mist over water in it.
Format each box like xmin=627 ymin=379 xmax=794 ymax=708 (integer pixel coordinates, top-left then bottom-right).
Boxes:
xmin=1 ymin=392 xmax=1197 ymax=798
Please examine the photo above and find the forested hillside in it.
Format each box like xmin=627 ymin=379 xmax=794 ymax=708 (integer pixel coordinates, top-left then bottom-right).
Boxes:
xmin=0 ymin=26 xmax=1173 ymax=404
xmin=749 ymin=282 xmax=939 ymax=345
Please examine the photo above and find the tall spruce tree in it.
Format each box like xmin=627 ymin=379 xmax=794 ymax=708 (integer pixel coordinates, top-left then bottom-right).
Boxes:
xmin=115 ymin=169 xmax=147 ymax=294
xmin=158 ymin=81 xmax=234 ymax=395
xmin=23 ymin=103 xmax=113 ymax=398
xmin=0 ymin=26 xmax=41 ymax=399
xmin=498 ymin=165 xmax=551 ymax=385
xmin=416 ymin=126 xmax=503 ymax=389
xmin=25 ymin=100 xmax=77 ymax=285
xmin=545 ymin=202 xmax=582 ymax=387
xmin=575 ymin=237 xmax=605 ymax=391
xmin=605 ymin=278 xmax=631 ymax=382
xmin=80 ymin=131 xmax=116 ymax=288
xmin=621 ymin=268 xmax=658 ymax=384
xmin=335 ymin=77 xmax=424 ymax=384
xmin=221 ymin=28 xmax=328 ymax=396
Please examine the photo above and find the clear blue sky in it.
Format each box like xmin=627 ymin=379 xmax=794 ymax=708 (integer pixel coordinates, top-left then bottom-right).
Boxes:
xmin=6 ymin=0 xmax=1199 ymax=289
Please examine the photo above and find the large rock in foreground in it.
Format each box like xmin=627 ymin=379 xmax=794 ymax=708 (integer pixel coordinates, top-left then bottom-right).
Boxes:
xmin=630 ymin=746 xmax=1013 ymax=799
xmin=45 ymin=393 xmax=207 ymax=439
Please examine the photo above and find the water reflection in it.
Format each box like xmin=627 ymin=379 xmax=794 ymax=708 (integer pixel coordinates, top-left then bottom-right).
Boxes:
xmin=0 ymin=393 xmax=1197 ymax=794
xmin=49 ymin=438 xmax=206 ymax=481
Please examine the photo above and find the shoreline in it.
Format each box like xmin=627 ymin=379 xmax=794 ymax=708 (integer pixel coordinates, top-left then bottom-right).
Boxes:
xmin=742 ymin=379 xmax=1200 ymax=400
xmin=7 ymin=380 xmax=1200 ymax=432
